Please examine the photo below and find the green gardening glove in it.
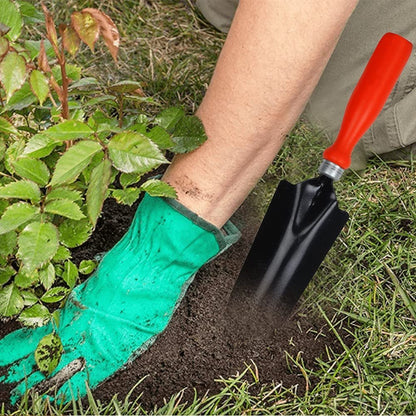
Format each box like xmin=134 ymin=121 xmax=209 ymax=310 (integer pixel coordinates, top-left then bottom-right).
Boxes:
xmin=0 ymin=194 xmax=240 ymax=404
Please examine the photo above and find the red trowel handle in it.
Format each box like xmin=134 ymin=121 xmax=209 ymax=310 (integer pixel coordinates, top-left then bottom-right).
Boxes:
xmin=323 ymin=33 xmax=412 ymax=169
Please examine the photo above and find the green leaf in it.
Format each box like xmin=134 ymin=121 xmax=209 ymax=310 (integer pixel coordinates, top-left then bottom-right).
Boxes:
xmin=0 ymin=231 xmax=16 ymax=256
xmin=111 ymin=188 xmax=141 ymax=206
xmin=39 ymin=263 xmax=55 ymax=290
xmin=12 ymin=157 xmax=50 ymax=185
xmin=46 ymin=188 xmax=82 ymax=203
xmin=44 ymin=199 xmax=85 ymax=220
xmin=23 ymin=134 xmax=60 ymax=158
xmin=5 ymin=81 xmax=37 ymax=110
xmin=171 ymin=115 xmax=207 ymax=153
xmin=59 ymin=218 xmax=92 ymax=248
xmin=0 ymin=52 xmax=27 ymax=101
xmin=146 ymin=125 xmax=174 ymax=149
xmin=23 ymin=39 xmax=54 ymax=60
xmin=17 ymin=222 xmax=59 ymax=272
xmin=154 ymin=107 xmax=185 ymax=132
xmin=141 ymin=179 xmax=177 ymax=198
xmin=0 ymin=0 xmax=23 ymax=41
xmin=108 ymin=131 xmax=168 ymax=174
xmin=62 ymin=260 xmax=78 ymax=288
xmin=18 ymin=1 xmax=44 ymax=24
xmin=0 ymin=180 xmax=41 ymax=202
xmin=19 ymin=304 xmax=50 ymax=327
xmin=15 ymin=270 xmax=38 ymax=288
xmin=68 ymin=77 xmax=98 ymax=91
xmin=0 ymin=265 xmax=15 ymax=285
xmin=4 ymin=138 xmax=25 ymax=173
xmin=119 ymin=172 xmax=141 ymax=188
xmin=79 ymin=259 xmax=96 ymax=275
xmin=86 ymin=158 xmax=111 ymax=226
xmin=35 ymin=333 xmax=63 ymax=375
xmin=51 ymin=140 xmax=102 ymax=186
xmin=0 ymin=283 xmax=23 ymax=316
xmin=20 ymin=289 xmax=38 ymax=306
xmin=40 ymin=286 xmax=68 ymax=303
xmin=30 ymin=70 xmax=49 ymax=105
xmin=41 ymin=120 xmax=93 ymax=141
xmin=0 ymin=116 xmax=19 ymax=135
xmin=0 ymin=202 xmax=39 ymax=235
xmin=108 ymin=80 xmax=142 ymax=94
xmin=52 ymin=245 xmax=71 ymax=262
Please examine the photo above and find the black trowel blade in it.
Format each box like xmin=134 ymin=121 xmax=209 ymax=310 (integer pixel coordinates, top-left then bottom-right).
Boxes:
xmin=231 ymin=175 xmax=349 ymax=311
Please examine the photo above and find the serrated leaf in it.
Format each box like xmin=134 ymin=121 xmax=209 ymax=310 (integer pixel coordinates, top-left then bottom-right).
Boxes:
xmin=71 ymin=11 xmax=99 ymax=52
xmin=30 ymin=69 xmax=49 ymax=105
xmin=40 ymin=286 xmax=68 ymax=303
xmin=0 ymin=52 xmax=27 ymax=101
xmin=17 ymin=222 xmax=59 ymax=272
xmin=0 ymin=230 xmax=16 ymax=256
xmin=6 ymin=81 xmax=37 ymax=110
xmin=112 ymin=188 xmax=141 ymax=206
xmin=20 ymin=289 xmax=38 ymax=306
xmin=108 ymin=131 xmax=168 ymax=174
xmin=86 ymin=158 xmax=111 ymax=226
xmin=35 ymin=333 xmax=63 ymax=375
xmin=15 ymin=270 xmax=38 ymax=288
xmin=171 ymin=115 xmax=207 ymax=153
xmin=0 ymin=180 xmax=41 ymax=202
xmin=51 ymin=140 xmax=102 ymax=186
xmin=44 ymin=199 xmax=85 ymax=220
xmin=62 ymin=25 xmax=80 ymax=56
xmin=154 ymin=107 xmax=185 ymax=132
xmin=19 ymin=304 xmax=50 ymax=327
xmin=45 ymin=188 xmax=82 ymax=203
xmin=0 ymin=283 xmax=23 ymax=316
xmin=0 ymin=202 xmax=39 ymax=235
xmin=23 ymin=134 xmax=60 ymax=158
xmin=40 ymin=120 xmax=93 ymax=141
xmin=0 ymin=116 xmax=19 ymax=135
xmin=68 ymin=77 xmax=98 ymax=92
xmin=4 ymin=138 xmax=25 ymax=173
xmin=39 ymin=263 xmax=55 ymax=290
xmin=18 ymin=1 xmax=44 ymax=25
xmin=62 ymin=260 xmax=78 ymax=288
xmin=119 ymin=172 xmax=141 ymax=188
xmin=41 ymin=3 xmax=58 ymax=48
xmin=59 ymin=218 xmax=92 ymax=248
xmin=83 ymin=8 xmax=119 ymax=61
xmin=79 ymin=259 xmax=96 ymax=275
xmin=0 ymin=0 xmax=22 ymax=41
xmin=146 ymin=125 xmax=174 ymax=149
xmin=108 ymin=80 xmax=142 ymax=94
xmin=52 ymin=245 xmax=70 ymax=262
xmin=141 ymin=179 xmax=177 ymax=198
xmin=0 ymin=265 xmax=15 ymax=285
xmin=12 ymin=157 xmax=50 ymax=185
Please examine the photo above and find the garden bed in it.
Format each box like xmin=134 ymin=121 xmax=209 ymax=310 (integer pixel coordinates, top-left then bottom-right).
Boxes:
xmin=1 ymin=191 xmax=343 ymax=408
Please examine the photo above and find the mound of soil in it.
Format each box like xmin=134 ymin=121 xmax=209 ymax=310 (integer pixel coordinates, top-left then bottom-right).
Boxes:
xmin=0 ymin=194 xmax=342 ymax=409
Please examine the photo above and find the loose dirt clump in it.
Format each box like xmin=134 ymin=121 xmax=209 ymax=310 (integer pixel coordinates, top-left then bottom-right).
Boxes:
xmin=0 ymin=195 xmax=343 ymax=409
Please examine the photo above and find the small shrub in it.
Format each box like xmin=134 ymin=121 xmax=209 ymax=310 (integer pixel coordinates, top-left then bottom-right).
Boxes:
xmin=0 ymin=1 xmax=206 ymax=333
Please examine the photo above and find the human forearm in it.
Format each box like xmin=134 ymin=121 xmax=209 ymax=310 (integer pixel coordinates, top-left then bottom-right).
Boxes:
xmin=164 ymin=0 xmax=359 ymax=227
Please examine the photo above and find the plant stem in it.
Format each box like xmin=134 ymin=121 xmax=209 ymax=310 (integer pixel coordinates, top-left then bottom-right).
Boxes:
xmin=59 ymin=44 xmax=69 ymax=120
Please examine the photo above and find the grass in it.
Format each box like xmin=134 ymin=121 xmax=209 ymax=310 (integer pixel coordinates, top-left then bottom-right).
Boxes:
xmin=2 ymin=1 xmax=416 ymax=414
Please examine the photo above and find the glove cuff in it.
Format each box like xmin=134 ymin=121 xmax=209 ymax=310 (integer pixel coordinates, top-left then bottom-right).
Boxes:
xmin=162 ymin=196 xmax=241 ymax=253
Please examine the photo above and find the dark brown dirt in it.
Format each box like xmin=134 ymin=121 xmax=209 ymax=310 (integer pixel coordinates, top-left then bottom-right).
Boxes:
xmin=0 ymin=194 xmax=344 ymax=409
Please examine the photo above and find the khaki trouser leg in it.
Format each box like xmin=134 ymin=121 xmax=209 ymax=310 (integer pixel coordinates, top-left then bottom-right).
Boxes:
xmin=196 ymin=0 xmax=416 ymax=169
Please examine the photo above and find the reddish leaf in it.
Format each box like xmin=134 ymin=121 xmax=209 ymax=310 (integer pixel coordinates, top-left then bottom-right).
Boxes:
xmin=61 ymin=25 xmax=80 ymax=56
xmin=49 ymin=76 xmax=63 ymax=103
xmin=83 ymin=8 xmax=119 ymax=61
xmin=0 ymin=37 xmax=9 ymax=59
xmin=71 ymin=11 xmax=99 ymax=52
xmin=41 ymin=3 xmax=58 ymax=51
xmin=38 ymin=40 xmax=51 ymax=73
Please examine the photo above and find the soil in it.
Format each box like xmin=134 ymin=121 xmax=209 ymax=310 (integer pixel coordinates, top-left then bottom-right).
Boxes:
xmin=0 ymin=193 xmax=344 ymax=409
